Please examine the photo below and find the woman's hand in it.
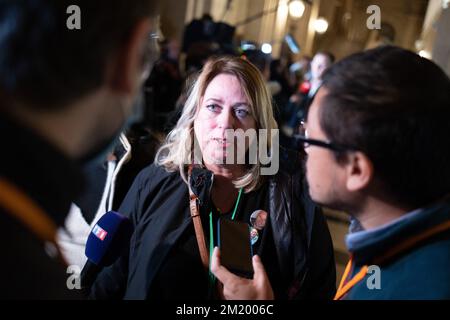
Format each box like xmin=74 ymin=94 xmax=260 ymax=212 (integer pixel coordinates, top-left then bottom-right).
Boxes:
xmin=210 ymin=247 xmax=275 ymax=300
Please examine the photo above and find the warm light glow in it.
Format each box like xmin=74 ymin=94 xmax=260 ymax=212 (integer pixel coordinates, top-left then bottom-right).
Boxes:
xmin=419 ymin=50 xmax=432 ymax=59
xmin=314 ymin=17 xmax=329 ymax=34
xmin=261 ymin=43 xmax=272 ymax=54
xmin=415 ymin=40 xmax=423 ymax=51
xmin=289 ymin=1 xmax=305 ymax=18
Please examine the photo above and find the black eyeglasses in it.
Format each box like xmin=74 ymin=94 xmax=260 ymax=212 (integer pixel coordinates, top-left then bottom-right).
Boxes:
xmin=295 ymin=121 xmax=351 ymax=152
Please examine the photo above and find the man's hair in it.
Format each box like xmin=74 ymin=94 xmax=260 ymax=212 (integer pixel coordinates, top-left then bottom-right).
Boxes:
xmin=320 ymin=45 xmax=450 ymax=208
xmin=0 ymin=0 xmax=159 ymax=110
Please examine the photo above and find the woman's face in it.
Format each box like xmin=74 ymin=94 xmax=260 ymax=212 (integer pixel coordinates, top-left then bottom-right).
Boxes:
xmin=194 ymin=73 xmax=257 ymax=167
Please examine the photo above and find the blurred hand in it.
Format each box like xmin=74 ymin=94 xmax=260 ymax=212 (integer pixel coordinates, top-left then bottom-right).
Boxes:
xmin=210 ymin=247 xmax=274 ymax=300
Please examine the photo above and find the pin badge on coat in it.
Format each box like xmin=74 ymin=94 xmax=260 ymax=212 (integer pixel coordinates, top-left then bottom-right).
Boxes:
xmin=249 ymin=210 xmax=268 ymax=245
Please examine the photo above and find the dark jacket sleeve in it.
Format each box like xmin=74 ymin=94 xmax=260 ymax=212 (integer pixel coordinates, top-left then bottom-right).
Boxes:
xmin=297 ymin=204 xmax=337 ymax=299
xmin=88 ymin=249 xmax=129 ymax=300
xmin=89 ymin=166 xmax=155 ymax=300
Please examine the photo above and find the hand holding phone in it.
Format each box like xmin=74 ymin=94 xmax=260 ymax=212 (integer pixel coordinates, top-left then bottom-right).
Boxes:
xmin=210 ymin=247 xmax=275 ymax=300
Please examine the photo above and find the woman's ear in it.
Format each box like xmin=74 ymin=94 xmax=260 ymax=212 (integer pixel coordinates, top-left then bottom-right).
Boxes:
xmin=108 ymin=18 xmax=152 ymax=95
xmin=345 ymin=151 xmax=374 ymax=192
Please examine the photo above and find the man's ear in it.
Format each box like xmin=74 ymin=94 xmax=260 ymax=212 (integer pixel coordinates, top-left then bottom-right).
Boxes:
xmin=108 ymin=19 xmax=152 ymax=94
xmin=345 ymin=151 xmax=374 ymax=192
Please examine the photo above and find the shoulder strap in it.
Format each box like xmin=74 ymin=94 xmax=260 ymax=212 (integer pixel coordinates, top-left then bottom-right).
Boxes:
xmin=187 ymin=166 xmax=210 ymax=270
xmin=0 ymin=178 xmax=64 ymax=262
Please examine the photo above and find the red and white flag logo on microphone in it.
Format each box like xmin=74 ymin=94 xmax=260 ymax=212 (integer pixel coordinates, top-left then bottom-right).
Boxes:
xmin=92 ymin=224 xmax=108 ymax=241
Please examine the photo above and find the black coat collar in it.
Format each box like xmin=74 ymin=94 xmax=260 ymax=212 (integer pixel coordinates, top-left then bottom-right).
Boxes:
xmin=189 ymin=165 xmax=213 ymax=208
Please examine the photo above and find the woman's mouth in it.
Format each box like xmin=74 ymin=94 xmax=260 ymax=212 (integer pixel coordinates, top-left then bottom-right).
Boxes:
xmin=212 ymin=137 xmax=231 ymax=147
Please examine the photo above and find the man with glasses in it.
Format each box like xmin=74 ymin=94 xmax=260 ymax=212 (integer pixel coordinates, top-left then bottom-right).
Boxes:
xmin=212 ymin=45 xmax=450 ymax=300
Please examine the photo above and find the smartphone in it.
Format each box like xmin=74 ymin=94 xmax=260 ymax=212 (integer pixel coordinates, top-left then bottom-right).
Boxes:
xmin=217 ymin=218 xmax=254 ymax=278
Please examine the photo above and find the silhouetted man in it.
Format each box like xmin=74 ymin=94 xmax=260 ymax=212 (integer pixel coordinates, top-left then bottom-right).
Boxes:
xmin=0 ymin=0 xmax=159 ymax=299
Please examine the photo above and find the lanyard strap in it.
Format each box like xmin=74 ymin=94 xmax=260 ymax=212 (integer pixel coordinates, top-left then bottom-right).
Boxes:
xmin=0 ymin=178 xmax=65 ymax=265
xmin=231 ymin=188 xmax=243 ymax=220
xmin=334 ymin=257 xmax=368 ymax=300
xmin=0 ymin=178 xmax=58 ymax=244
xmin=208 ymin=187 xmax=243 ymax=295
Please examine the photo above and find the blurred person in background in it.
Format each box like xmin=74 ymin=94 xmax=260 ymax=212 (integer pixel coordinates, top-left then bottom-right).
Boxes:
xmin=270 ymin=59 xmax=296 ymax=118
xmin=282 ymin=52 xmax=334 ymax=138
xmin=242 ymin=49 xmax=282 ymax=125
xmin=57 ymin=126 xmax=161 ymax=268
xmin=145 ymin=38 xmax=183 ymax=132
xmin=182 ymin=14 xmax=237 ymax=75
xmin=57 ymin=135 xmax=132 ymax=268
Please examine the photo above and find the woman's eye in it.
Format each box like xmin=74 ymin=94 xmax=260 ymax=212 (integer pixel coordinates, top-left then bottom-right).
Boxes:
xmin=235 ymin=109 xmax=249 ymax=118
xmin=206 ymin=104 xmax=220 ymax=112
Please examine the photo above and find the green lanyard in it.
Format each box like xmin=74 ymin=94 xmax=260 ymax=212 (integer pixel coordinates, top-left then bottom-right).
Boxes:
xmin=208 ymin=187 xmax=243 ymax=295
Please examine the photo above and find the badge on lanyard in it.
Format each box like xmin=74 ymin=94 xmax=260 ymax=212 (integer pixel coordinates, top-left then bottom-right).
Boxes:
xmin=250 ymin=227 xmax=259 ymax=245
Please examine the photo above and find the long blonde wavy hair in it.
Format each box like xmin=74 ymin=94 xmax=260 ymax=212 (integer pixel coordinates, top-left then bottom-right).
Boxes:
xmin=154 ymin=55 xmax=278 ymax=192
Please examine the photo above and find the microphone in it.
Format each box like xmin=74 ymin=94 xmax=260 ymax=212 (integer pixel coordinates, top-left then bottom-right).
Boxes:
xmin=80 ymin=211 xmax=133 ymax=288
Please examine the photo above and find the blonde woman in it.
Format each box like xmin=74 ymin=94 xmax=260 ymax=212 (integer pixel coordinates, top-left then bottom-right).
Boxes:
xmin=91 ymin=56 xmax=336 ymax=300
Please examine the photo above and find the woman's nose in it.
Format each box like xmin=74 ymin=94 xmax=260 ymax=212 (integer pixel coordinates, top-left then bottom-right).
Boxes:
xmin=217 ymin=108 xmax=235 ymax=129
